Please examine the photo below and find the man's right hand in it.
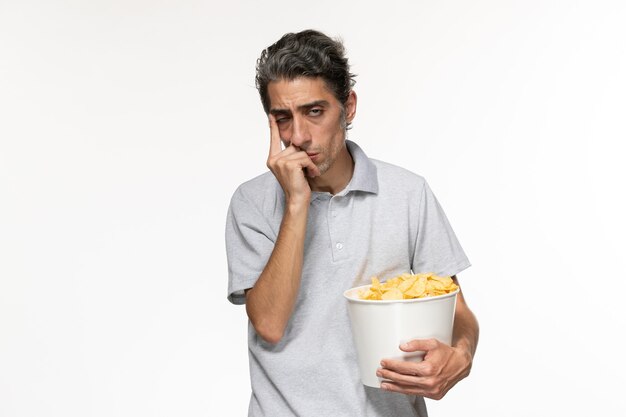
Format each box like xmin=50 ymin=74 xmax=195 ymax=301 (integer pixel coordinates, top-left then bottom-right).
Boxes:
xmin=245 ymin=115 xmax=317 ymax=344
xmin=266 ymin=115 xmax=320 ymax=204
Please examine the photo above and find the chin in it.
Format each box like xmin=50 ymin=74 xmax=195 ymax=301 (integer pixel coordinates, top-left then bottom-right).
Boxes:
xmin=316 ymin=161 xmax=332 ymax=176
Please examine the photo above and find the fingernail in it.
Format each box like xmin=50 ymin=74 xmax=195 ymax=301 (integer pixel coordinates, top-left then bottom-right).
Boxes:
xmin=376 ymin=370 xmax=382 ymax=377
xmin=401 ymin=342 xmax=409 ymax=349
xmin=380 ymin=361 xmax=386 ymax=367
xmin=381 ymin=383 xmax=389 ymax=390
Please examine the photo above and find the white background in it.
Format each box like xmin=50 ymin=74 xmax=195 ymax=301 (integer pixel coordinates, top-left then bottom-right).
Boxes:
xmin=1 ymin=0 xmax=625 ymax=415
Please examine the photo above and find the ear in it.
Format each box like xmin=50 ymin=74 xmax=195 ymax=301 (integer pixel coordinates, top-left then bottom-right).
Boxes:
xmin=344 ymin=90 xmax=357 ymax=124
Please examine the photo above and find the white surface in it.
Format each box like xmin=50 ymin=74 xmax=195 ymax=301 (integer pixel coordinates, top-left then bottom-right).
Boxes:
xmin=345 ymin=286 xmax=457 ymax=387
xmin=1 ymin=1 xmax=625 ymax=416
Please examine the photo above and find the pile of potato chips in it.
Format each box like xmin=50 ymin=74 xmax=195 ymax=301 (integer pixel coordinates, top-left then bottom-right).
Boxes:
xmin=358 ymin=272 xmax=459 ymax=300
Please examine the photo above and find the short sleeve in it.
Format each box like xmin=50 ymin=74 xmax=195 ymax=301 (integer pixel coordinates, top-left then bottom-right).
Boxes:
xmin=225 ymin=190 xmax=276 ymax=305
xmin=412 ymin=181 xmax=471 ymax=277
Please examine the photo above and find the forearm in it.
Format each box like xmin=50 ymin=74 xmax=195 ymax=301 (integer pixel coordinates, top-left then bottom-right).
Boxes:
xmin=245 ymin=201 xmax=309 ymax=344
xmin=451 ymin=285 xmax=479 ymax=359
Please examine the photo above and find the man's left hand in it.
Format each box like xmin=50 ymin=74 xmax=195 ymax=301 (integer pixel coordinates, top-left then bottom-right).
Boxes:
xmin=377 ymin=338 xmax=472 ymax=400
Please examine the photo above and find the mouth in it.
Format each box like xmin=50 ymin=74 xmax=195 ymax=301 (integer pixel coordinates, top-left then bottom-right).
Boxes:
xmin=306 ymin=152 xmax=319 ymax=162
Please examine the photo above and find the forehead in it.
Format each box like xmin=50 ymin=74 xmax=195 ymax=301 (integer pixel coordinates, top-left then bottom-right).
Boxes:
xmin=267 ymin=77 xmax=337 ymax=110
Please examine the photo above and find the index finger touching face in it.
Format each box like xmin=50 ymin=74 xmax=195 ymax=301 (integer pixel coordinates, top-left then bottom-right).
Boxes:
xmin=268 ymin=114 xmax=283 ymax=156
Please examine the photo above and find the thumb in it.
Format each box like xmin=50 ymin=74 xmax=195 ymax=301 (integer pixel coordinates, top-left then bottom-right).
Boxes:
xmin=400 ymin=338 xmax=439 ymax=352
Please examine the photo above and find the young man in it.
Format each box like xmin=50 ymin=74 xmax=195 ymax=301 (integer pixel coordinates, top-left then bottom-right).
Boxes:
xmin=226 ymin=29 xmax=479 ymax=416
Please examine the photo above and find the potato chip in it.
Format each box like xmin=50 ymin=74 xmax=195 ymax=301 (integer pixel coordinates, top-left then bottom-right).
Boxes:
xmin=358 ymin=272 xmax=458 ymax=300
xmin=397 ymin=276 xmax=416 ymax=293
xmin=371 ymin=277 xmax=381 ymax=290
xmin=404 ymin=276 xmax=427 ymax=298
xmin=381 ymin=288 xmax=404 ymax=300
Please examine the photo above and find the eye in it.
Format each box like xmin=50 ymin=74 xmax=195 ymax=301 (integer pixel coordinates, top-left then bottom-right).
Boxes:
xmin=276 ymin=116 xmax=290 ymax=125
xmin=308 ymin=108 xmax=323 ymax=117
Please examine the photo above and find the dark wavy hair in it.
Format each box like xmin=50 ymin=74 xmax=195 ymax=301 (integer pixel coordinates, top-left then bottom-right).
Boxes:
xmin=255 ymin=29 xmax=357 ymax=115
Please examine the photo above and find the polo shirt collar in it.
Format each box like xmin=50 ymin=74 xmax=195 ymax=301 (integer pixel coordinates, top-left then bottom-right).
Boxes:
xmin=345 ymin=140 xmax=378 ymax=195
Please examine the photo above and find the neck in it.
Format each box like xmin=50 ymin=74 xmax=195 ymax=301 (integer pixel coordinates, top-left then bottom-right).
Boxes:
xmin=308 ymin=144 xmax=354 ymax=195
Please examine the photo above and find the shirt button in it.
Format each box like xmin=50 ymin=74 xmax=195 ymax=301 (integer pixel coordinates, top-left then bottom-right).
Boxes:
xmin=336 ymin=242 xmax=344 ymax=250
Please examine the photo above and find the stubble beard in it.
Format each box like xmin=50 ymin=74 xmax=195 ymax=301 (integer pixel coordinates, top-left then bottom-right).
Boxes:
xmin=314 ymin=108 xmax=348 ymax=176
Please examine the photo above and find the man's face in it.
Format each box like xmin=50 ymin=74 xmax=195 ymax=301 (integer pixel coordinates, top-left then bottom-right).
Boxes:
xmin=267 ymin=77 xmax=356 ymax=176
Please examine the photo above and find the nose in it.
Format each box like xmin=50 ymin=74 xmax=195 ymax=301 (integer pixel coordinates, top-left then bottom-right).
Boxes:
xmin=289 ymin=116 xmax=311 ymax=149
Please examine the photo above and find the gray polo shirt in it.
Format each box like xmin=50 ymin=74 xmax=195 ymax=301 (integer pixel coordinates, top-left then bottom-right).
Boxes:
xmin=226 ymin=140 xmax=470 ymax=417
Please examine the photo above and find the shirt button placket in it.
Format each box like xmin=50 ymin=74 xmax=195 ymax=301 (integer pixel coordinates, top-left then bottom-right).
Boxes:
xmin=329 ymin=195 xmax=349 ymax=262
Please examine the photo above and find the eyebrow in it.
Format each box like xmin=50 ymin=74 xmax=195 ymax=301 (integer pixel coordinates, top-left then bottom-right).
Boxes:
xmin=269 ymin=100 xmax=330 ymax=115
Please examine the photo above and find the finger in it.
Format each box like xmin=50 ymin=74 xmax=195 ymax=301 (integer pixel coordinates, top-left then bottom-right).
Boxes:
xmin=376 ymin=366 xmax=428 ymax=386
xmin=380 ymin=379 xmax=427 ymax=396
xmin=277 ymin=150 xmax=321 ymax=178
xmin=268 ymin=114 xmax=283 ymax=157
xmin=400 ymin=338 xmax=439 ymax=353
xmin=379 ymin=365 xmax=449 ymax=399
xmin=380 ymin=381 xmax=444 ymax=399
xmin=267 ymin=142 xmax=298 ymax=171
xmin=273 ymin=144 xmax=298 ymax=158
xmin=380 ymin=358 xmax=432 ymax=377
xmin=302 ymin=157 xmax=320 ymax=178
xmin=276 ymin=149 xmax=313 ymax=163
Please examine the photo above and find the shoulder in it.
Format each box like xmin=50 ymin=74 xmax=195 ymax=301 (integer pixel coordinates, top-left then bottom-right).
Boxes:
xmin=229 ymin=171 xmax=283 ymax=215
xmin=370 ymin=158 xmax=427 ymax=193
xmin=231 ymin=171 xmax=278 ymax=200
